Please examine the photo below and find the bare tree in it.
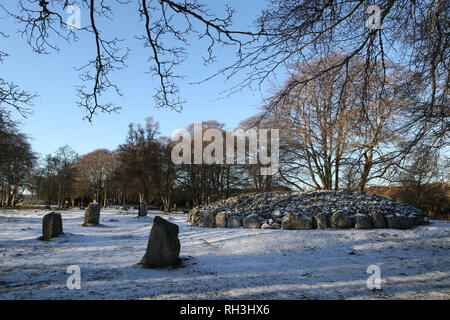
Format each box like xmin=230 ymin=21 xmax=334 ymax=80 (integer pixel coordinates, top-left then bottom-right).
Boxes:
xmin=267 ymin=56 xmax=356 ymax=190
xmin=117 ymin=117 xmax=162 ymax=204
xmin=347 ymin=62 xmax=417 ymax=191
xmin=397 ymin=145 xmax=441 ymax=208
xmin=0 ymin=0 xmax=262 ymax=120
xmin=74 ymin=148 xmax=112 ymax=203
xmin=239 ymin=1 xmax=448 ymax=147
xmin=265 ymin=56 xmax=419 ymax=191
xmin=0 ymin=130 xmax=36 ymax=206
xmin=1 ymin=1 xmax=447 ymax=151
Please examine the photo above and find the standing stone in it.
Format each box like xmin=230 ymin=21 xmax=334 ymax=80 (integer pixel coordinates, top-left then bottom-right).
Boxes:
xmin=314 ymin=213 xmax=329 ymax=229
xmin=354 ymin=215 xmax=373 ymax=229
xmin=140 ymin=216 xmax=181 ymax=268
xmin=369 ymin=211 xmax=387 ymax=228
xmin=198 ymin=212 xmax=216 ymax=228
xmin=215 ymin=212 xmax=228 ymax=228
xmin=191 ymin=211 xmax=205 ymax=226
xmin=397 ymin=215 xmax=412 ymax=229
xmin=243 ymin=214 xmax=262 ymax=229
xmin=138 ymin=201 xmax=148 ymax=217
xmin=385 ymin=215 xmax=401 ymax=229
xmin=281 ymin=212 xmax=313 ymax=230
xmin=83 ymin=202 xmax=101 ymax=226
xmin=41 ymin=212 xmax=63 ymax=240
xmin=408 ymin=213 xmax=420 ymax=226
xmin=227 ymin=215 xmax=243 ymax=228
xmin=331 ymin=212 xmax=353 ymax=229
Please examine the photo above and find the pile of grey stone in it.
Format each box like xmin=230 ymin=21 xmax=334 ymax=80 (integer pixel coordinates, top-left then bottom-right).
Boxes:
xmin=188 ymin=191 xmax=428 ymax=230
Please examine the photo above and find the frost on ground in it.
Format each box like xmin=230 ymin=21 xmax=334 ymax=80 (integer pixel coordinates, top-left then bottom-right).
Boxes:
xmin=0 ymin=208 xmax=449 ymax=300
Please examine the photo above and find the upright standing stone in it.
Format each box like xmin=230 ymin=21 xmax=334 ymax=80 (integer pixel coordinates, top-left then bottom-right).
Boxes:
xmin=386 ymin=215 xmax=401 ymax=229
xmin=139 ymin=201 xmax=148 ymax=217
xmin=397 ymin=215 xmax=412 ymax=229
xmin=281 ymin=212 xmax=313 ymax=230
xmin=83 ymin=202 xmax=101 ymax=226
xmin=354 ymin=215 xmax=374 ymax=229
xmin=215 ymin=212 xmax=229 ymax=228
xmin=140 ymin=216 xmax=181 ymax=268
xmin=369 ymin=211 xmax=387 ymax=228
xmin=198 ymin=212 xmax=216 ymax=228
xmin=331 ymin=212 xmax=353 ymax=229
xmin=243 ymin=214 xmax=263 ymax=229
xmin=227 ymin=215 xmax=243 ymax=228
xmin=41 ymin=212 xmax=63 ymax=240
xmin=314 ymin=213 xmax=329 ymax=229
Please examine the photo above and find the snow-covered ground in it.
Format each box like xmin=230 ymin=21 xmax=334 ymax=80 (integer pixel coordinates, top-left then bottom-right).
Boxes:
xmin=0 ymin=208 xmax=449 ymax=299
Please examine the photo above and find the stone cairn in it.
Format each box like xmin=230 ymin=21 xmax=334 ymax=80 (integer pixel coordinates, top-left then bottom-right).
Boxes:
xmin=40 ymin=212 xmax=63 ymax=240
xmin=188 ymin=191 xmax=429 ymax=230
xmin=139 ymin=216 xmax=181 ymax=268
xmin=82 ymin=202 xmax=101 ymax=226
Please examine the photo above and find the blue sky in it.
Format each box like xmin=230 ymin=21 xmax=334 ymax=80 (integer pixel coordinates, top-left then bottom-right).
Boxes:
xmin=1 ymin=1 xmax=277 ymax=158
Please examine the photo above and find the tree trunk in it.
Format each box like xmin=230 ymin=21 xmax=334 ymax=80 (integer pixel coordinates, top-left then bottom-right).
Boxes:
xmin=103 ymin=186 xmax=107 ymax=207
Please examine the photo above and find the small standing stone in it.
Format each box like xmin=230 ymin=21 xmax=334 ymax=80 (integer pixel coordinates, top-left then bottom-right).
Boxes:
xmin=354 ymin=215 xmax=373 ymax=229
xmin=314 ymin=213 xmax=329 ymax=229
xmin=331 ymin=212 xmax=353 ymax=229
xmin=83 ymin=202 xmax=101 ymax=226
xmin=198 ymin=212 xmax=216 ymax=228
xmin=227 ymin=215 xmax=243 ymax=228
xmin=281 ymin=212 xmax=313 ymax=230
xmin=139 ymin=216 xmax=181 ymax=268
xmin=138 ymin=201 xmax=148 ymax=217
xmin=41 ymin=212 xmax=63 ymax=240
xmin=369 ymin=211 xmax=387 ymax=228
xmin=397 ymin=215 xmax=412 ymax=229
xmin=215 ymin=212 xmax=228 ymax=228
xmin=385 ymin=215 xmax=401 ymax=229
xmin=243 ymin=214 xmax=262 ymax=229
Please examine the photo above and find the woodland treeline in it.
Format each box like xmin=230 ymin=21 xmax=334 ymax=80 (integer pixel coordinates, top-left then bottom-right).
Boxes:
xmin=1 ymin=56 xmax=448 ymax=216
